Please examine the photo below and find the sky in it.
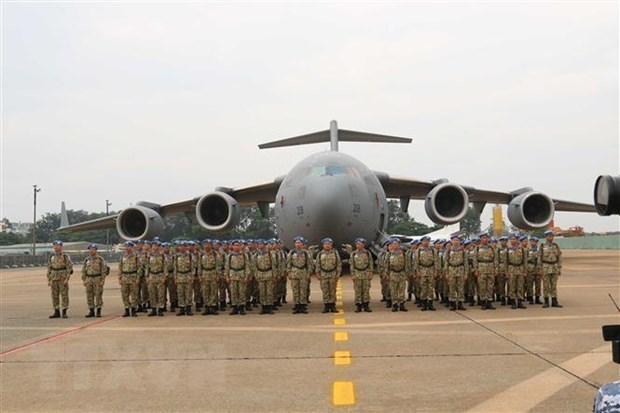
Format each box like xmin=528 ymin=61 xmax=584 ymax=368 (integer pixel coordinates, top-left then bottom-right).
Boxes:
xmin=2 ymin=1 xmax=619 ymax=233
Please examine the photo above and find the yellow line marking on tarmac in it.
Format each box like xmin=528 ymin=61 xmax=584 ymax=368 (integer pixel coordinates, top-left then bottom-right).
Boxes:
xmin=334 ymin=318 xmax=346 ymax=325
xmin=336 ymin=309 xmax=345 ymax=314
xmin=334 ymin=332 xmax=349 ymax=342
xmin=466 ymin=344 xmax=609 ymax=412
xmin=334 ymin=350 xmax=351 ymax=365
xmin=333 ymin=381 xmax=356 ymax=406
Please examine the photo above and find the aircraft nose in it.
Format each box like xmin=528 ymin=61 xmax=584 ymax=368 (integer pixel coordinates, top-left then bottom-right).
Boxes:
xmin=310 ymin=177 xmax=350 ymax=229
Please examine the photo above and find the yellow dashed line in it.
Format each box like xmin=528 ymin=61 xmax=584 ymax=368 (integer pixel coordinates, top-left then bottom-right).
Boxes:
xmin=333 ymin=381 xmax=356 ymax=406
xmin=334 ymin=350 xmax=351 ymax=365
xmin=334 ymin=331 xmax=349 ymax=342
xmin=334 ymin=318 xmax=346 ymax=325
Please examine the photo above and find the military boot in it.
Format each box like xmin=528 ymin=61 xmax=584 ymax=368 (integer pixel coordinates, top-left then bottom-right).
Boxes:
xmin=122 ymin=308 xmax=130 ymax=317
xmin=196 ymin=302 xmax=203 ymax=311
xmin=468 ymin=297 xmax=475 ymax=307
xmin=239 ymin=305 xmax=247 ymax=315
xmin=177 ymin=306 xmax=186 ymax=316
xmin=517 ymin=299 xmax=526 ymax=309
xmin=162 ymin=304 xmax=167 ymax=312
xmin=210 ymin=306 xmax=219 ymax=315
xmin=427 ymin=300 xmax=436 ymax=311
xmin=219 ymin=301 xmax=226 ymax=311
xmin=49 ymin=309 xmax=61 ymax=319
xmin=391 ymin=303 xmax=399 ymax=312
xmin=399 ymin=303 xmax=408 ymax=312
xmin=330 ymin=304 xmax=338 ymax=313
xmin=260 ymin=305 xmax=267 ymax=314
xmin=542 ymin=297 xmax=550 ymax=308
xmin=528 ymin=296 xmax=534 ymax=305
xmin=131 ymin=307 xmax=138 ymax=317
xmin=230 ymin=306 xmax=239 ymax=315
xmin=380 ymin=296 xmax=386 ymax=302
xmin=292 ymin=304 xmax=300 ymax=314
xmin=202 ymin=306 xmax=210 ymax=316
xmin=62 ymin=309 xmax=68 ymax=318
xmin=421 ymin=300 xmax=428 ymax=311
xmin=96 ymin=308 xmax=102 ymax=317
xmin=480 ymin=300 xmax=488 ymax=310
xmin=355 ymin=303 xmax=362 ymax=313
xmin=282 ymin=295 xmax=288 ymax=304
xmin=457 ymin=301 xmax=466 ymax=311
xmin=85 ymin=308 xmax=95 ymax=318
xmin=171 ymin=301 xmax=177 ymax=311
xmin=148 ymin=308 xmax=157 ymax=317
xmin=535 ymin=296 xmax=542 ymax=304
xmin=322 ymin=304 xmax=330 ymax=313
xmin=449 ymin=301 xmax=456 ymax=311
xmin=156 ymin=308 xmax=162 ymax=316
xmin=266 ymin=305 xmax=274 ymax=315
xmin=363 ymin=302 xmax=373 ymax=313
xmin=551 ymin=298 xmax=563 ymax=308
xmin=407 ymin=292 xmax=412 ymax=301
xmin=386 ymin=299 xmax=392 ymax=308
xmin=511 ymin=299 xmax=518 ymax=309
xmin=186 ymin=305 xmax=193 ymax=316
xmin=501 ymin=297 xmax=507 ymax=306
xmin=245 ymin=302 xmax=252 ymax=311
xmin=300 ymin=304 xmax=308 ymax=314
xmin=486 ymin=300 xmax=496 ymax=310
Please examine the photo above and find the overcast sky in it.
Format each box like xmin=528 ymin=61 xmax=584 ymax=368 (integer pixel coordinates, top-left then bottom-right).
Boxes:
xmin=2 ymin=1 xmax=619 ymax=233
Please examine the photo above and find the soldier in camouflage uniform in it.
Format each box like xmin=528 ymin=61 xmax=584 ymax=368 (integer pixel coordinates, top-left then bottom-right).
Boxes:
xmin=538 ymin=230 xmax=563 ymax=308
xmin=507 ymin=234 xmax=528 ymax=309
xmin=519 ymin=235 xmax=531 ymax=303
xmin=496 ymin=236 xmax=509 ymax=306
xmin=174 ymin=242 xmax=195 ymax=316
xmin=377 ymin=243 xmax=392 ymax=307
xmin=199 ymin=240 xmax=221 ymax=315
xmin=225 ymin=240 xmax=250 ymax=315
xmin=270 ymin=240 xmax=287 ymax=306
xmin=444 ymin=235 xmax=468 ymax=311
xmin=162 ymin=242 xmax=177 ymax=311
xmin=118 ymin=241 xmax=141 ymax=317
xmin=286 ymin=236 xmax=314 ymax=314
xmin=412 ymin=236 xmax=438 ymax=311
xmin=316 ymin=238 xmax=342 ymax=314
xmin=528 ymin=237 xmax=542 ymax=304
xmin=47 ymin=240 xmax=73 ymax=319
xmin=215 ymin=240 xmax=230 ymax=311
xmin=146 ymin=241 xmax=167 ymax=317
xmin=253 ymin=240 xmax=275 ymax=314
xmin=472 ymin=233 xmax=498 ymax=310
xmin=350 ymin=238 xmax=374 ymax=313
xmin=387 ymin=238 xmax=408 ymax=312
xmin=406 ymin=240 xmax=418 ymax=303
xmin=81 ymin=244 xmax=109 ymax=318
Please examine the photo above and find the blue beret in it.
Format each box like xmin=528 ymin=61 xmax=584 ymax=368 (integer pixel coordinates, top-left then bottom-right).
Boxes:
xmin=202 ymin=239 xmax=212 ymax=245
xmin=293 ymin=236 xmax=304 ymax=242
xmin=499 ymin=236 xmax=508 ymax=241
xmin=388 ymin=238 xmax=401 ymax=245
xmin=544 ymin=230 xmax=554 ymax=236
xmin=135 ymin=240 xmax=144 ymax=245
xmin=490 ymin=237 xmax=497 ymax=242
xmin=421 ymin=236 xmax=431 ymax=241
xmin=354 ymin=238 xmax=367 ymax=245
xmin=232 ymin=240 xmax=241 ymax=245
xmin=433 ymin=239 xmax=442 ymax=244
xmin=479 ymin=232 xmax=489 ymax=238
xmin=256 ymin=239 xmax=265 ymax=244
xmin=124 ymin=241 xmax=135 ymax=247
xmin=473 ymin=238 xmax=480 ymax=242
xmin=530 ymin=237 xmax=539 ymax=242
xmin=463 ymin=240 xmax=471 ymax=246
xmin=519 ymin=235 xmax=528 ymax=242
xmin=509 ymin=234 xmax=518 ymax=239
xmin=87 ymin=243 xmax=97 ymax=249
xmin=321 ymin=237 xmax=333 ymax=244
xmin=161 ymin=242 xmax=170 ymax=247
xmin=450 ymin=235 xmax=460 ymax=240
xmin=144 ymin=240 xmax=152 ymax=245
xmin=52 ymin=240 xmax=63 ymax=246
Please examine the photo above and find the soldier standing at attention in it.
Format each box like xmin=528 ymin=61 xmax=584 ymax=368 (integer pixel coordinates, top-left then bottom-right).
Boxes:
xmin=507 ymin=234 xmax=528 ymax=309
xmin=406 ymin=240 xmax=418 ymax=303
xmin=162 ymin=242 xmax=177 ymax=312
xmin=538 ymin=230 xmax=564 ymax=308
xmin=472 ymin=233 xmax=498 ymax=310
xmin=519 ymin=235 xmax=532 ymax=303
xmin=529 ymin=237 xmax=543 ymax=304
xmin=496 ymin=236 xmax=509 ymax=306
xmin=316 ymin=238 xmax=342 ymax=314
xmin=118 ymin=241 xmax=141 ymax=317
xmin=146 ymin=241 xmax=167 ymax=317
xmin=216 ymin=240 xmax=230 ymax=311
xmin=286 ymin=236 xmax=314 ymax=314
xmin=378 ymin=242 xmax=392 ymax=308
xmin=253 ymin=240 xmax=275 ymax=315
xmin=387 ymin=238 xmax=408 ymax=312
xmin=350 ymin=238 xmax=374 ymax=313
xmin=445 ymin=235 xmax=468 ymax=311
xmin=136 ymin=240 xmax=150 ymax=312
xmin=199 ymin=240 xmax=221 ymax=315
xmin=82 ymin=244 xmax=109 ymax=318
xmin=412 ymin=236 xmax=438 ymax=311
xmin=174 ymin=242 xmax=195 ymax=316
xmin=225 ymin=240 xmax=250 ymax=315
xmin=47 ymin=240 xmax=73 ymax=319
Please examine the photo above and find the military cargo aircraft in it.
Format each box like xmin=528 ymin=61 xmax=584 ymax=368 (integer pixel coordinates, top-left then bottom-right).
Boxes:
xmin=59 ymin=121 xmax=595 ymax=249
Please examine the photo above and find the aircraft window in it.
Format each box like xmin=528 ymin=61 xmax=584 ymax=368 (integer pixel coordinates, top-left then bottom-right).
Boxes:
xmin=304 ymin=166 xmax=359 ymax=177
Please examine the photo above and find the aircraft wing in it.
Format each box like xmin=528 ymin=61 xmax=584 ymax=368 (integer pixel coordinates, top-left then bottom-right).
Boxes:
xmin=58 ymin=214 xmax=119 ymax=232
xmin=375 ymin=173 xmax=596 ymax=212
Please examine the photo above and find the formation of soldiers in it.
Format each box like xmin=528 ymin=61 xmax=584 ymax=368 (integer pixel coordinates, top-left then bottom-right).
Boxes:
xmin=46 ymin=230 xmax=564 ymax=318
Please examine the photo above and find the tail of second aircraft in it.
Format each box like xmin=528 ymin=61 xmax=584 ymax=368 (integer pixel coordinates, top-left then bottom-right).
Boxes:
xmin=258 ymin=120 xmax=412 ymax=152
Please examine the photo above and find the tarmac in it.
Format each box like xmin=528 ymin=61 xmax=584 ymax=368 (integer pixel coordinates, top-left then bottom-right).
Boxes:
xmin=1 ymin=250 xmax=619 ymax=412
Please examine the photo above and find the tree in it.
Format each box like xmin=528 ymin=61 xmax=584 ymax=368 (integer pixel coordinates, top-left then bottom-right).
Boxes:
xmin=35 ymin=210 xmax=121 ymax=244
xmin=386 ymin=200 xmax=441 ymax=235
xmin=0 ymin=231 xmax=27 ymax=246
xmin=460 ymin=205 xmax=482 ymax=236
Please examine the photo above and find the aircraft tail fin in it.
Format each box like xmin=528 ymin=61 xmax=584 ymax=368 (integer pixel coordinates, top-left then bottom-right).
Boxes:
xmin=259 ymin=120 xmax=412 ymax=152
xmin=60 ymin=202 xmax=69 ymax=228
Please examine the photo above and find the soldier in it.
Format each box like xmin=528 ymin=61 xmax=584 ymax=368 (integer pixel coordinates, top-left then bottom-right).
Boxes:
xmin=378 ymin=242 xmax=392 ymax=307
xmin=216 ymin=240 xmax=230 ymax=311
xmin=519 ymin=235 xmax=532 ymax=303
xmin=472 ymin=233 xmax=498 ymax=310
xmin=538 ymin=230 xmax=564 ymax=308
xmin=253 ymin=240 xmax=275 ymax=314
xmin=47 ymin=240 xmax=73 ymax=318
xmin=174 ymin=241 xmax=195 ymax=316
xmin=137 ymin=240 xmax=150 ymax=312
xmin=433 ymin=240 xmax=447 ymax=306
xmin=118 ymin=241 xmax=141 ymax=317
xmin=146 ymin=241 xmax=167 ymax=317
xmin=271 ymin=240 xmax=287 ymax=306
xmin=406 ymin=240 xmax=418 ymax=303
xmin=528 ymin=237 xmax=543 ymax=304
xmin=507 ymin=234 xmax=528 ymax=309
xmin=412 ymin=236 xmax=438 ymax=311
xmin=199 ymin=240 xmax=221 ymax=315
xmin=316 ymin=237 xmax=342 ymax=313
xmin=350 ymin=238 xmax=374 ymax=313
xmin=286 ymin=236 xmax=314 ymax=314
xmin=444 ymin=235 xmax=468 ymax=311
xmin=496 ymin=236 xmax=509 ymax=306
xmin=225 ymin=240 xmax=250 ymax=315
xmin=81 ymin=244 xmax=109 ymax=318
xmin=387 ymin=238 xmax=408 ymax=312
xmin=162 ymin=242 xmax=177 ymax=311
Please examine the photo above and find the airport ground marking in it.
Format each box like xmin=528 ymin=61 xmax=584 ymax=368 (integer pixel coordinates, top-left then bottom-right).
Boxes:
xmin=334 ymin=332 xmax=349 ymax=342
xmin=334 ymin=350 xmax=352 ymax=365
xmin=334 ymin=318 xmax=346 ymax=325
xmin=333 ymin=381 xmax=356 ymax=406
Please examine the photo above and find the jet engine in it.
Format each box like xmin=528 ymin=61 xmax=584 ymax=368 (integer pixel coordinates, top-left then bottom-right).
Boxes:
xmin=196 ymin=192 xmax=240 ymax=232
xmin=594 ymin=175 xmax=620 ymax=216
xmin=424 ymin=183 xmax=469 ymax=225
xmin=507 ymin=191 xmax=555 ymax=229
xmin=116 ymin=206 xmax=164 ymax=240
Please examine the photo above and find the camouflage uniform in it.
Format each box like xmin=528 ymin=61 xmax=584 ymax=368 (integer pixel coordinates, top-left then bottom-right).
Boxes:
xmin=350 ymin=248 xmax=374 ymax=311
xmin=119 ymin=251 xmax=141 ymax=316
xmin=245 ymin=249 xmax=257 ymax=309
xmin=139 ymin=249 xmax=150 ymax=310
xmin=174 ymin=252 xmax=196 ymax=315
xmin=164 ymin=249 xmax=177 ymax=310
xmin=527 ymin=246 xmax=541 ymax=303
xmin=413 ymin=246 xmax=439 ymax=310
xmin=507 ymin=246 xmax=528 ymax=308
xmin=200 ymin=250 xmax=222 ymax=314
xmin=387 ymin=249 xmax=408 ymax=310
xmin=286 ymin=248 xmax=314 ymax=313
xmin=444 ymin=247 xmax=469 ymax=310
xmin=225 ymin=251 xmax=250 ymax=312
xmin=466 ymin=246 xmax=479 ymax=305
xmin=496 ymin=243 xmax=509 ymax=305
xmin=377 ymin=249 xmax=391 ymax=305
xmin=271 ymin=247 xmax=287 ymax=304
xmin=81 ymin=254 xmax=108 ymax=314
xmin=47 ymin=252 xmax=73 ymax=315
xmin=218 ymin=247 xmax=230 ymax=310
xmin=146 ymin=251 xmax=167 ymax=315
xmin=316 ymin=249 xmax=342 ymax=312
xmin=538 ymin=241 xmax=563 ymax=307
xmin=472 ymin=244 xmax=498 ymax=309
xmin=253 ymin=249 xmax=275 ymax=313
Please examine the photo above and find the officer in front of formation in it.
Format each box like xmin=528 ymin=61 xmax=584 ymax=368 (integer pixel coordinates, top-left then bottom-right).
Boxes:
xmin=350 ymin=237 xmax=373 ymax=313
xmin=316 ymin=237 xmax=342 ymax=313
xmin=286 ymin=236 xmax=314 ymax=314
xmin=386 ymin=238 xmax=408 ymax=312
xmin=81 ymin=244 xmax=109 ymax=318
xmin=445 ymin=235 xmax=468 ymax=311
xmin=539 ymin=230 xmax=563 ymax=308
xmin=47 ymin=240 xmax=73 ymax=319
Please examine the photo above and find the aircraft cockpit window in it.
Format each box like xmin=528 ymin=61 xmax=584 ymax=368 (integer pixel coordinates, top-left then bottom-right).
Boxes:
xmin=302 ymin=165 xmax=360 ymax=177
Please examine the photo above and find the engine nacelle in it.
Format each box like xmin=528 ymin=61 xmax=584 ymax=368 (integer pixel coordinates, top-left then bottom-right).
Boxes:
xmin=594 ymin=175 xmax=620 ymax=216
xmin=116 ymin=206 xmax=164 ymax=240
xmin=507 ymin=191 xmax=555 ymax=230
xmin=196 ymin=192 xmax=240 ymax=232
xmin=424 ymin=183 xmax=469 ymax=225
